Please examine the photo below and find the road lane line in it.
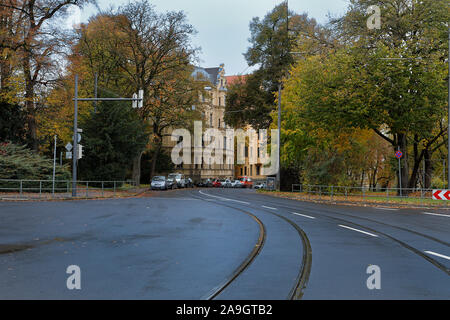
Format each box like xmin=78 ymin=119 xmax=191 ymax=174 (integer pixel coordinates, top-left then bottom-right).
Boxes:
xmin=424 ymin=251 xmax=450 ymax=261
xmin=262 ymin=206 xmax=277 ymax=210
xmin=291 ymin=212 xmax=315 ymax=219
xmin=374 ymin=207 xmax=398 ymax=211
xmin=198 ymin=190 xmax=250 ymax=205
xmin=338 ymin=225 xmax=379 ymax=238
xmin=423 ymin=212 xmax=450 ymax=218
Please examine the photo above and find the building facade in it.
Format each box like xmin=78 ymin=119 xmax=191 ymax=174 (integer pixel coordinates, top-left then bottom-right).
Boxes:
xmin=225 ymin=75 xmax=269 ymax=182
xmin=161 ymin=64 xmax=235 ymax=182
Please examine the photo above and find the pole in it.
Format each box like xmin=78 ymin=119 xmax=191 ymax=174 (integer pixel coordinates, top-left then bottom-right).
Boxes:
xmin=447 ymin=27 xmax=450 ymax=189
xmin=52 ymin=135 xmax=57 ymax=195
xmin=72 ymin=75 xmax=78 ymax=197
xmin=398 ymin=146 xmax=402 ymax=197
xmin=277 ymin=83 xmax=282 ymax=190
xmin=94 ymin=72 xmax=98 ymax=113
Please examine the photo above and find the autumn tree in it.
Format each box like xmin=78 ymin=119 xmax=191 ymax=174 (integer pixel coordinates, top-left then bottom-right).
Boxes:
xmin=70 ymin=1 xmax=201 ymax=183
xmin=0 ymin=0 xmax=93 ymax=151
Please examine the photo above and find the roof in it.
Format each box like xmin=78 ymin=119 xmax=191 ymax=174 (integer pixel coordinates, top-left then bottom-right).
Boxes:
xmin=225 ymin=75 xmax=247 ymax=86
xmin=204 ymin=67 xmax=220 ymax=84
xmin=191 ymin=65 xmax=225 ymax=86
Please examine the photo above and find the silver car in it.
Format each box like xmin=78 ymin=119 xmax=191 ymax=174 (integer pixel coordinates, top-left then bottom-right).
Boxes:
xmin=151 ymin=176 xmax=168 ymax=190
xmin=231 ymin=180 xmax=243 ymax=188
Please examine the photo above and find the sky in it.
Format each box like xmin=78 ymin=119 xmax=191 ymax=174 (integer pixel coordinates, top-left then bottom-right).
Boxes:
xmin=67 ymin=0 xmax=349 ymax=76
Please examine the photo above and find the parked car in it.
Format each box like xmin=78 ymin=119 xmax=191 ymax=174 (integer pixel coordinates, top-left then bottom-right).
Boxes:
xmin=254 ymin=182 xmax=266 ymax=190
xmin=197 ymin=179 xmax=212 ymax=187
xmin=168 ymin=173 xmax=186 ymax=188
xmin=212 ymin=179 xmax=222 ymax=188
xmin=150 ymin=176 xmax=169 ymax=190
xmin=185 ymin=177 xmax=194 ymax=188
xmin=239 ymin=176 xmax=254 ymax=188
xmin=221 ymin=179 xmax=232 ymax=188
xmin=231 ymin=180 xmax=243 ymax=188
xmin=166 ymin=177 xmax=177 ymax=189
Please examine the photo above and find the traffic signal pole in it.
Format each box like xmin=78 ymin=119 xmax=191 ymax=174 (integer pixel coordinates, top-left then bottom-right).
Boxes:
xmin=71 ymin=75 xmax=143 ymax=197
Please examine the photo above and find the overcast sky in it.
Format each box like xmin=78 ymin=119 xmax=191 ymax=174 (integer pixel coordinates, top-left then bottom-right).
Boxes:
xmin=67 ymin=0 xmax=349 ymax=75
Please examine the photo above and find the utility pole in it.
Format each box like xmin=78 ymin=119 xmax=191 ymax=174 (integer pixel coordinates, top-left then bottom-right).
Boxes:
xmin=447 ymin=27 xmax=450 ymax=189
xmin=52 ymin=135 xmax=57 ymax=195
xmin=72 ymin=75 xmax=79 ymax=197
xmin=277 ymin=83 xmax=282 ymax=190
xmin=398 ymin=146 xmax=402 ymax=197
xmin=94 ymin=72 xmax=98 ymax=113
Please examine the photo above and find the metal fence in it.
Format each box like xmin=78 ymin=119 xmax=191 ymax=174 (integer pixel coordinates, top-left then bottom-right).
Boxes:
xmin=0 ymin=179 xmax=140 ymax=200
xmin=291 ymin=184 xmax=450 ymax=207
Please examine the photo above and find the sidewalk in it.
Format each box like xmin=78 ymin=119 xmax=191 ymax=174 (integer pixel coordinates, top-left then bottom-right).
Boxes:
xmin=0 ymin=187 xmax=151 ymax=202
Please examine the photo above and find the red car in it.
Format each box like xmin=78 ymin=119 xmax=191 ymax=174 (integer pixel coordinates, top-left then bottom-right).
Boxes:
xmin=239 ymin=176 xmax=253 ymax=188
xmin=212 ymin=179 xmax=222 ymax=188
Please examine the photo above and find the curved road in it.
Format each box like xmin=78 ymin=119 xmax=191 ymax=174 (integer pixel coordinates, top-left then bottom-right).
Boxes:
xmin=0 ymin=188 xmax=449 ymax=299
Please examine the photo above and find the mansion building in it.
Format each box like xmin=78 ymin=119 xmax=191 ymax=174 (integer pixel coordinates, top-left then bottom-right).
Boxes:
xmin=161 ymin=64 xmax=268 ymax=182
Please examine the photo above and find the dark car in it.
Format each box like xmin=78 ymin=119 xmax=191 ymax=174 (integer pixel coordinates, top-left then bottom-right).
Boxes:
xmin=168 ymin=173 xmax=186 ymax=188
xmin=166 ymin=177 xmax=177 ymax=189
xmin=197 ymin=179 xmax=212 ymax=187
xmin=185 ymin=178 xmax=194 ymax=188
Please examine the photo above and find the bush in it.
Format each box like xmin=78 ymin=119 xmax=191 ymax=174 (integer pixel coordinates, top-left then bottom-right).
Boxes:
xmin=0 ymin=142 xmax=71 ymax=190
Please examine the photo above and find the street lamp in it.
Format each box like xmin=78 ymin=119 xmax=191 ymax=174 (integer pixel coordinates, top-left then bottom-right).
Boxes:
xmin=71 ymin=75 xmax=144 ymax=197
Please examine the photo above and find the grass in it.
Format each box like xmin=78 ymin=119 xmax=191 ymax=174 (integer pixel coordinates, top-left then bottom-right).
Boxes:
xmin=258 ymin=190 xmax=450 ymax=208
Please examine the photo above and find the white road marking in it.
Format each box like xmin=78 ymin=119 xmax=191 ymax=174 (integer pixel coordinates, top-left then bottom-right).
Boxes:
xmin=291 ymin=212 xmax=315 ymax=219
xmin=423 ymin=212 xmax=450 ymax=218
xmin=424 ymin=251 xmax=450 ymax=261
xmin=338 ymin=225 xmax=379 ymax=238
xmin=374 ymin=207 xmax=398 ymax=211
xmin=262 ymin=206 xmax=277 ymax=210
xmin=198 ymin=190 xmax=250 ymax=205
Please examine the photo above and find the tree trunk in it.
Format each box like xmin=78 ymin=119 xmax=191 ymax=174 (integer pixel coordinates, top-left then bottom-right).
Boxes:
xmin=397 ymin=133 xmax=409 ymax=195
xmin=151 ymin=142 xmax=162 ymax=179
xmin=424 ymin=149 xmax=433 ymax=189
xmin=132 ymin=151 xmax=143 ymax=186
xmin=23 ymin=54 xmax=38 ymax=151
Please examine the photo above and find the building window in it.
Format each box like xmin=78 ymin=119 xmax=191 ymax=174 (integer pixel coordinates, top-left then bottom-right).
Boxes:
xmin=250 ymin=165 xmax=253 ymax=176
xmin=218 ymin=97 xmax=221 ymax=106
xmin=256 ymin=165 xmax=260 ymax=176
xmin=218 ymin=118 xmax=221 ymax=128
xmin=223 ymin=136 xmax=227 ymax=150
xmin=244 ymin=167 xmax=247 ymax=175
xmin=210 ymin=113 xmax=213 ymax=126
xmin=240 ymin=168 xmax=243 ymax=175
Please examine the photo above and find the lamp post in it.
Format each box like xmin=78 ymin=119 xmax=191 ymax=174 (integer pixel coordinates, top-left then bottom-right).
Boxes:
xmin=71 ymin=75 xmax=143 ymax=197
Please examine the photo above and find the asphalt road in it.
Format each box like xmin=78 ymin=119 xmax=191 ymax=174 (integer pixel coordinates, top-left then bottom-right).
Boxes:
xmin=0 ymin=188 xmax=449 ymax=299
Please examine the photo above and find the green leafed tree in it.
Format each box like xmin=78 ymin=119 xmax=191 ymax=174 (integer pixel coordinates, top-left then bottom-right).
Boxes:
xmin=78 ymin=92 xmax=149 ymax=182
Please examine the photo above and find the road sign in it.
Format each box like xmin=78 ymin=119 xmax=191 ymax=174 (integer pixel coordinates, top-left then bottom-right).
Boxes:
xmin=395 ymin=151 xmax=403 ymax=159
xmin=432 ymin=190 xmax=450 ymax=200
xmin=66 ymin=151 xmax=72 ymax=159
xmin=77 ymin=133 xmax=81 ymax=143
xmin=65 ymin=142 xmax=73 ymax=151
